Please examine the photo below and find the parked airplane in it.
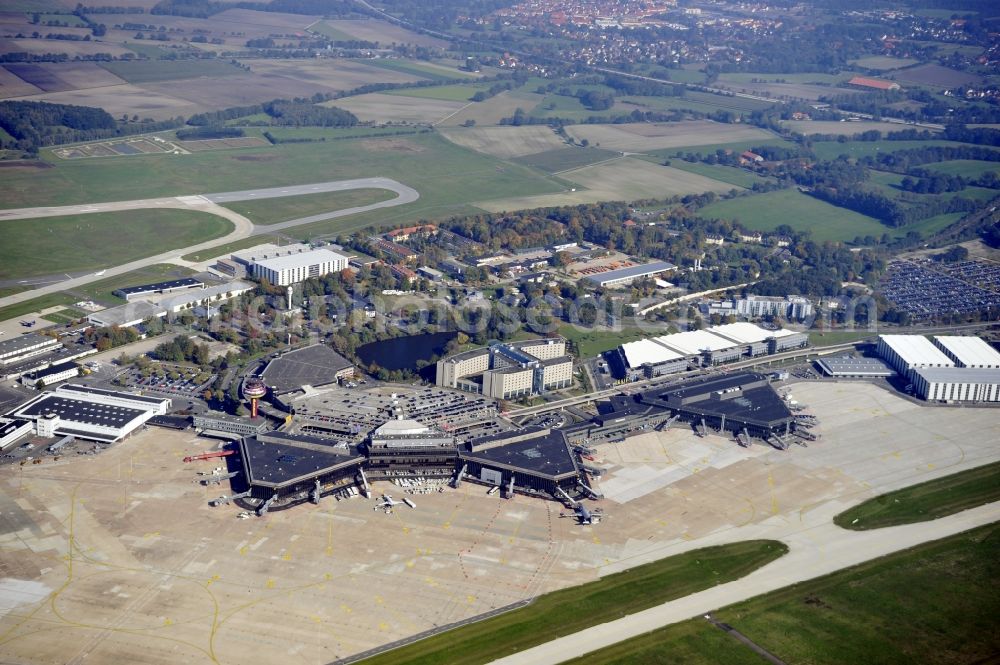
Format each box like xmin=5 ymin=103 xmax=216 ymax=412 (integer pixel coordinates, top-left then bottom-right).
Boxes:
xmin=374 ymin=494 xmax=400 ymax=512
xmin=94 ymin=270 xmax=106 ymax=276
xmin=559 ymin=503 xmax=603 ymax=525
xmin=19 ymin=320 xmax=36 ymax=327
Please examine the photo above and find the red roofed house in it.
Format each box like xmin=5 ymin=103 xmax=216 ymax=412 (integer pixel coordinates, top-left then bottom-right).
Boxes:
xmin=847 ymin=76 xmax=901 ymax=91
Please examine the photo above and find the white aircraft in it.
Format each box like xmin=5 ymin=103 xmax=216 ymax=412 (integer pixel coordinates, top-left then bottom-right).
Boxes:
xmin=94 ymin=270 xmax=106 ymax=276
xmin=374 ymin=494 xmax=400 ymax=512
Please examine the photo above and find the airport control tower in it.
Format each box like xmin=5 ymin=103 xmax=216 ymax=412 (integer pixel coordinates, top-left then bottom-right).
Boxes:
xmin=243 ymin=377 xmax=267 ymax=418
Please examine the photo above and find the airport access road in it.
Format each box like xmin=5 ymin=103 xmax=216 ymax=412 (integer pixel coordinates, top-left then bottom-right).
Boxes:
xmin=0 ymin=177 xmax=418 ymax=311
xmin=489 ymin=500 xmax=1000 ymax=665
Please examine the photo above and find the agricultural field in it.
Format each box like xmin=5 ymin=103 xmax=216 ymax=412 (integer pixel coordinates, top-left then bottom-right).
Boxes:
xmin=476 ymin=157 xmax=737 ymax=212
xmin=564 ymin=524 xmax=1000 ymax=665
xmin=724 ymin=81 xmax=855 ymax=101
xmin=892 ymin=63 xmax=983 ymax=88
xmin=219 ymin=188 xmax=394 ymax=225
xmin=384 ymin=83 xmax=490 ymax=101
xmin=2 ymin=62 xmax=125 ymax=94
xmin=358 ymin=541 xmax=787 ymax=665
xmin=564 ymin=121 xmax=777 ymax=153
xmin=850 ymin=55 xmax=920 ymax=71
xmin=1 ymin=208 xmax=231 ymax=280
xmin=99 ymin=59 xmax=245 ymax=84
xmin=439 ymin=125 xmax=568 ymax=159
xmin=331 ymin=93 xmax=467 ymax=124
xmin=835 ymin=462 xmax=1000 ymax=530
xmin=246 ymin=58 xmax=423 ymax=90
xmin=357 ymin=57 xmax=473 ymax=82
xmin=320 ymin=18 xmax=450 ymax=49
xmin=922 ymin=159 xmax=1000 ymax=179
xmin=512 ymin=147 xmax=620 ymax=174
xmin=307 ymin=20 xmax=358 ymax=41
xmin=0 ymin=65 xmax=43 ymax=97
xmin=698 ymin=189 xmax=888 ymax=243
xmin=781 ymin=120 xmax=933 ymax=137
xmin=0 ymin=37 xmax=134 ymax=59
xmin=438 ymin=89 xmax=546 ymax=127
xmin=716 ymin=72 xmax=852 ymax=86
xmin=6 ymin=82 xmax=204 ymax=121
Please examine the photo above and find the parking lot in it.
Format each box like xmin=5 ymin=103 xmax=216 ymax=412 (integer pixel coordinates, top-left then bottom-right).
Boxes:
xmin=881 ymin=259 xmax=1000 ymax=320
xmin=123 ymin=364 xmax=216 ymax=400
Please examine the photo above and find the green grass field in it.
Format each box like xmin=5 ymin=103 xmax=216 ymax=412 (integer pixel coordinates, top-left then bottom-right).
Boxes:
xmin=308 ymin=20 xmax=357 ymax=41
xmin=256 ymin=126 xmax=429 ymax=140
xmin=1 ymin=209 xmax=231 ymax=280
xmin=0 ymin=133 xmax=565 ymax=241
xmin=647 ymin=138 xmax=797 ymax=160
xmin=512 ymin=147 xmax=620 ymax=173
xmin=385 ymin=83 xmax=490 ymax=101
xmin=358 ymin=540 xmax=787 ymax=665
xmin=565 ymin=523 xmax=1000 ymax=665
xmin=658 ymin=159 xmax=771 ymax=188
xmin=923 ymin=159 xmax=1000 ymax=179
xmin=698 ymin=189 xmax=886 ymax=242
xmin=0 ymin=293 xmax=78 ymax=323
xmin=99 ymin=59 xmax=244 ymax=84
xmin=219 ymin=188 xmax=394 ymax=225
xmin=834 ymin=461 xmax=1000 ymax=530
xmin=41 ymin=307 xmax=87 ymax=324
xmin=559 ymin=324 xmax=659 ymax=358
xmin=356 ymin=58 xmax=474 ymax=82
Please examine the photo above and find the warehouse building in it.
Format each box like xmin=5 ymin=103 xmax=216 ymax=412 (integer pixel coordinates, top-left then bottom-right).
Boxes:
xmin=436 ymin=338 xmax=573 ymax=399
xmin=10 ymin=384 xmax=169 ymax=443
xmin=815 ymin=356 xmax=896 ymax=378
xmin=0 ymin=333 xmax=62 ymax=367
xmin=617 ymin=339 xmax=688 ymax=380
xmin=656 ymin=329 xmax=744 ymax=365
xmin=876 ymin=335 xmax=955 ymax=379
xmin=583 ymin=261 xmax=676 ymax=288
xmin=87 ymin=301 xmax=167 ymax=328
xmin=932 ymin=336 xmax=1000 ymax=369
xmin=250 ymin=247 xmax=350 ymax=286
xmin=114 ymin=278 xmax=204 ymax=301
xmin=911 ymin=367 xmax=1000 ymax=403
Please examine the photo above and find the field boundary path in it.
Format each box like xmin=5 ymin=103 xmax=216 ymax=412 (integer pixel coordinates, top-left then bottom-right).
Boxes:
xmin=487 ymin=501 xmax=1000 ymax=665
xmin=0 ymin=177 xmax=418 ymax=310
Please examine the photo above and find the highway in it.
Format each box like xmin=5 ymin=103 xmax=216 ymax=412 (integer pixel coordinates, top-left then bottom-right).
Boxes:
xmin=0 ymin=177 xmax=418 ymax=311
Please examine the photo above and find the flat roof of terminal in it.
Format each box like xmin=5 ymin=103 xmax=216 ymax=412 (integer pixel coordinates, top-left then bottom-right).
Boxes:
xmin=261 ymin=344 xmax=353 ymax=393
xmin=912 ymin=367 xmax=1000 ymax=384
xmin=115 ymin=277 xmax=203 ymax=296
xmin=648 ymin=373 xmax=793 ymax=426
xmin=656 ymin=329 xmax=737 ymax=356
xmin=933 ymin=336 xmax=1000 ymax=368
xmin=252 ymin=247 xmax=349 ymax=272
xmin=583 ymin=261 xmax=675 ymax=284
xmin=879 ymin=335 xmax=954 ymax=367
xmin=620 ymin=339 xmax=684 ymax=368
xmin=461 ymin=430 xmax=578 ymax=478
xmin=160 ymin=281 xmax=253 ymax=310
xmin=242 ymin=433 xmax=364 ymax=487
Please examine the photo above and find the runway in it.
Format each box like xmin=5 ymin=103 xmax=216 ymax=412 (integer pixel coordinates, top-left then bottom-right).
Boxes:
xmin=0 ymin=177 xmax=419 ymax=311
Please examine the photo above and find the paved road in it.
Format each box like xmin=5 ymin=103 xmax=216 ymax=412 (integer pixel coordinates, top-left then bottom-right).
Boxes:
xmin=0 ymin=177 xmax=418 ymax=311
xmin=488 ymin=501 xmax=1000 ymax=665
